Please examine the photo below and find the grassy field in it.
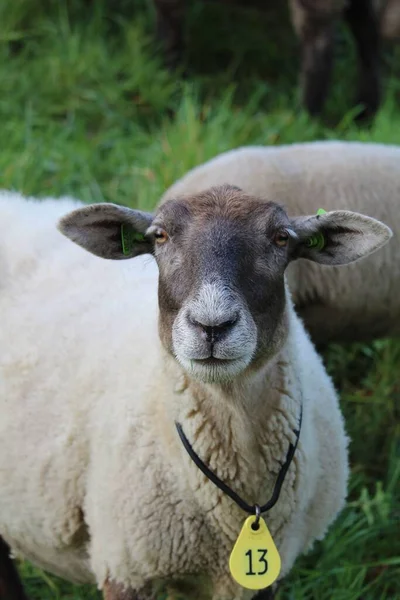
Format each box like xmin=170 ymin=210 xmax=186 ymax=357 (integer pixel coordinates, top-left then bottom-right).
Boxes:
xmin=1 ymin=0 xmax=400 ymax=598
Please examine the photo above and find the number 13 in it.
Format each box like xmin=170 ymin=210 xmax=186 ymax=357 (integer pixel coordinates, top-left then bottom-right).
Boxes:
xmin=245 ymin=549 xmax=268 ymax=575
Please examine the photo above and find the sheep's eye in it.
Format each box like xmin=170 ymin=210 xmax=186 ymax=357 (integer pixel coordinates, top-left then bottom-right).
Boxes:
xmin=274 ymin=229 xmax=289 ymax=247
xmin=154 ymin=228 xmax=169 ymax=244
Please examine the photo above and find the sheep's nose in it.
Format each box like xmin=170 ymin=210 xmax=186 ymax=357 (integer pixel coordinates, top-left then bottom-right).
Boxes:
xmin=188 ymin=314 xmax=239 ymax=343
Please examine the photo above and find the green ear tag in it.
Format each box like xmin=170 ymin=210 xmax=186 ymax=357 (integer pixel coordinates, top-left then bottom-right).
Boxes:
xmin=305 ymin=209 xmax=326 ymax=249
xmin=121 ymin=223 xmax=145 ymax=256
xmin=305 ymin=232 xmax=325 ymax=251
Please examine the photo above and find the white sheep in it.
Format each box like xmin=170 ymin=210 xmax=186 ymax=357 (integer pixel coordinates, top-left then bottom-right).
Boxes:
xmin=160 ymin=140 xmax=400 ymax=346
xmin=0 ymin=187 xmax=392 ymax=600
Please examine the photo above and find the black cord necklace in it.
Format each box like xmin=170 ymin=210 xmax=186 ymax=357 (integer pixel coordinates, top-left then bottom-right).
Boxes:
xmin=175 ymin=402 xmax=302 ymax=525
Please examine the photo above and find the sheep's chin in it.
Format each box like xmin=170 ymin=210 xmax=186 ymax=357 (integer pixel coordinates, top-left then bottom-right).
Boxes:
xmin=176 ymin=355 xmax=251 ymax=383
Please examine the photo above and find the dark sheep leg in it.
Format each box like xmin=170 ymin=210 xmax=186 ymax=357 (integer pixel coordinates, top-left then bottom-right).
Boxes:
xmin=153 ymin=0 xmax=186 ymax=69
xmin=289 ymin=0 xmax=337 ymax=116
xmin=0 ymin=536 xmax=30 ymax=600
xmin=345 ymin=0 xmax=381 ymax=120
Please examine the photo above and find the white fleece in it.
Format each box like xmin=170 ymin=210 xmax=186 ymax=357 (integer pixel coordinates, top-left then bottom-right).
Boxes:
xmin=0 ymin=191 xmax=348 ymax=600
xmin=161 ymin=140 xmax=400 ymax=344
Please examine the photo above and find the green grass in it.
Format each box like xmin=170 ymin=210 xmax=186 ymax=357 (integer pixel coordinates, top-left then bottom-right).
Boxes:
xmin=1 ymin=0 xmax=399 ymax=598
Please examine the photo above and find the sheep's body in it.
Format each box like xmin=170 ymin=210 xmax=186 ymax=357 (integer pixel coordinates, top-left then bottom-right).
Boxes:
xmin=161 ymin=141 xmax=400 ymax=344
xmin=0 ymin=191 xmax=348 ymax=599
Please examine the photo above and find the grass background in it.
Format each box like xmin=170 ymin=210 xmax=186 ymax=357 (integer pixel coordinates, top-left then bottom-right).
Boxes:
xmin=1 ymin=0 xmax=399 ymax=598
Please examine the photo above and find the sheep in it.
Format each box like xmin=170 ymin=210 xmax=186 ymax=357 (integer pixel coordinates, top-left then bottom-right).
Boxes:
xmin=0 ymin=187 xmax=392 ymax=600
xmin=289 ymin=0 xmax=378 ymax=119
xmin=290 ymin=0 xmax=399 ymax=118
xmin=153 ymin=0 xmax=400 ymax=119
xmin=160 ymin=140 xmax=400 ymax=346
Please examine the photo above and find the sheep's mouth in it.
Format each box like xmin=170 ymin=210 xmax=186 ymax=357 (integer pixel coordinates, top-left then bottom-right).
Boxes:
xmin=181 ymin=355 xmax=252 ymax=383
xmin=191 ymin=357 xmax=236 ymax=366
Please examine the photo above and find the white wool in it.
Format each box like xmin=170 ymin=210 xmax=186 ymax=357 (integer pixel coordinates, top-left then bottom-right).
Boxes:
xmin=161 ymin=140 xmax=400 ymax=344
xmin=0 ymin=190 xmax=349 ymax=599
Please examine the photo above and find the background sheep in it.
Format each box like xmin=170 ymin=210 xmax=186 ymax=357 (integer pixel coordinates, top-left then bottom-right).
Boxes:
xmin=153 ymin=0 xmax=400 ymax=119
xmin=0 ymin=188 xmax=391 ymax=600
xmin=160 ymin=140 xmax=400 ymax=346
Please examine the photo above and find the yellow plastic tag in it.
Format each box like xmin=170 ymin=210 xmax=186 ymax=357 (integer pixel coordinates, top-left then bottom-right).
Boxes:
xmin=229 ymin=515 xmax=281 ymax=590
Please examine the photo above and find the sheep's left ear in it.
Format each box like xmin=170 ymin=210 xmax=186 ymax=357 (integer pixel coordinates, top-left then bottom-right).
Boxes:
xmin=58 ymin=203 xmax=154 ymax=259
xmin=290 ymin=210 xmax=393 ymax=265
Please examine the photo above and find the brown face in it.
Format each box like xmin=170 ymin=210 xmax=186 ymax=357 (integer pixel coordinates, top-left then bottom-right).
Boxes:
xmin=151 ymin=187 xmax=293 ymax=382
xmin=58 ymin=184 xmax=392 ymax=384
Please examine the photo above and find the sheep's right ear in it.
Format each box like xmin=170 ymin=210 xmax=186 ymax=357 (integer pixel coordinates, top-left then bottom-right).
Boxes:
xmin=58 ymin=203 xmax=154 ymax=259
xmin=289 ymin=210 xmax=393 ymax=266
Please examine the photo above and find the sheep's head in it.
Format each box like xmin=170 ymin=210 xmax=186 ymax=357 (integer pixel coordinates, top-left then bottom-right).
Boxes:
xmin=59 ymin=185 xmax=392 ymax=384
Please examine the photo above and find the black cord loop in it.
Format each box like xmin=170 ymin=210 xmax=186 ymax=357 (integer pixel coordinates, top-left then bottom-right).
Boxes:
xmin=175 ymin=403 xmax=303 ymax=517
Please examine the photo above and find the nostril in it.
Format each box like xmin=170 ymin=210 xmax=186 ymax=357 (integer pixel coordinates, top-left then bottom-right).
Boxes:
xmin=216 ymin=316 xmax=238 ymax=332
xmin=187 ymin=313 xmax=239 ymax=343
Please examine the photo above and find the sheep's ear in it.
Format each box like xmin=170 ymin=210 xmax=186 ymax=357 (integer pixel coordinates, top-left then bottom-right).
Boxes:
xmin=290 ymin=210 xmax=393 ymax=266
xmin=58 ymin=203 xmax=154 ymax=259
